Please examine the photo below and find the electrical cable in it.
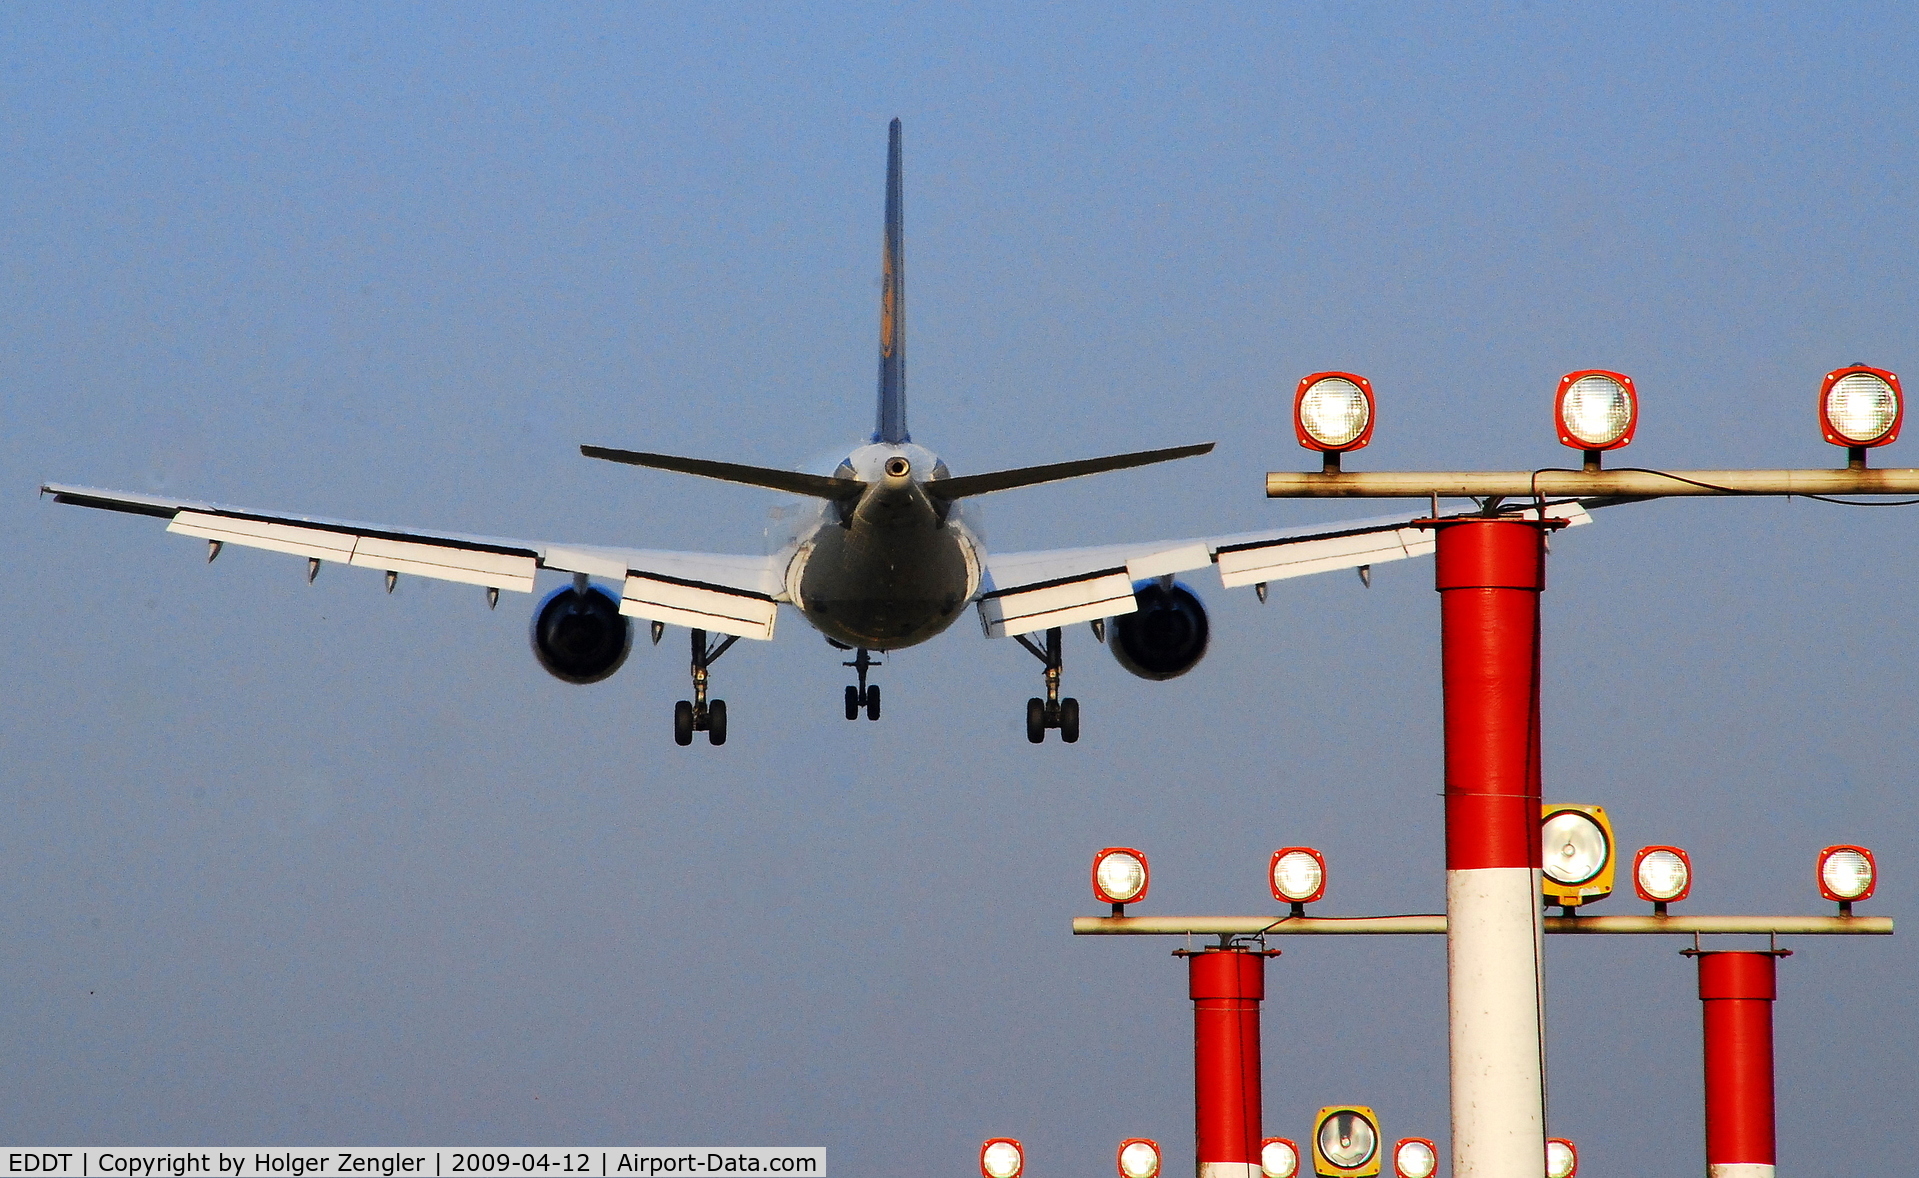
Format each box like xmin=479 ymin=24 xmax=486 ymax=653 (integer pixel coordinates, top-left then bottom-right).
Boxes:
xmin=1529 ymin=466 xmax=1919 ymax=507
xmin=1250 ymin=911 xmax=1447 ymax=935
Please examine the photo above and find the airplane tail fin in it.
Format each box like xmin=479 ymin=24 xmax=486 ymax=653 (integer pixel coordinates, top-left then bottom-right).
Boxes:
xmin=873 ymin=118 xmax=907 ymax=444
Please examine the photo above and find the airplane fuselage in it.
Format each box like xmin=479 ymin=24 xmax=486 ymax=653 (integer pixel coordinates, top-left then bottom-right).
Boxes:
xmin=784 ymin=442 xmax=983 ymax=650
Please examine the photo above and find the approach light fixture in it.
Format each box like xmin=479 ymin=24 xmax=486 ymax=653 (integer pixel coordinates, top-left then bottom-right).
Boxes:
xmin=981 ymin=1139 xmax=1025 ymax=1178
xmin=1541 ymin=804 xmax=1616 ymax=912
xmin=1632 ymin=845 xmax=1692 ymax=914
xmin=1555 ymin=369 xmax=1638 ymax=463
xmin=1270 ymin=847 xmax=1328 ymax=915
xmin=1819 ymin=364 xmax=1902 ymax=456
xmin=1544 ymin=1138 xmax=1578 ymax=1178
xmin=1816 ymin=844 xmax=1876 ymax=915
xmin=1093 ymin=847 xmax=1150 ymax=914
xmin=1260 ymin=1138 xmax=1301 ymax=1178
xmin=1116 ymin=1139 xmax=1161 ymax=1178
xmin=1295 ymin=372 xmax=1377 ymax=470
xmin=1312 ymin=1107 xmax=1381 ymax=1177
xmin=1391 ymin=1139 xmax=1437 ymax=1178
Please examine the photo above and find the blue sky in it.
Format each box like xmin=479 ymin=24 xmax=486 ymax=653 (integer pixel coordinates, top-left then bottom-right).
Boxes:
xmin=3 ymin=3 xmax=1915 ymax=1172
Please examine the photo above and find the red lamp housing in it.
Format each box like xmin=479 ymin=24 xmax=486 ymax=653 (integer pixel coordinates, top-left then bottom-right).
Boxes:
xmin=1269 ymin=846 xmax=1328 ymax=907
xmin=1554 ymin=369 xmax=1638 ymax=451
xmin=1259 ymin=1138 xmax=1301 ymax=1178
xmin=980 ymin=1139 xmax=1025 ymax=1178
xmin=1816 ymin=844 xmax=1876 ymax=904
xmin=1544 ymin=1138 xmax=1578 ymax=1178
xmin=1632 ymin=845 xmax=1693 ymax=905
xmin=1116 ymin=1138 xmax=1162 ymax=1178
xmin=1818 ymin=364 xmax=1903 ymax=448
xmin=1391 ymin=1138 xmax=1438 ymax=1178
xmin=1093 ymin=847 xmax=1151 ymax=907
xmin=1294 ymin=372 xmax=1377 ymax=453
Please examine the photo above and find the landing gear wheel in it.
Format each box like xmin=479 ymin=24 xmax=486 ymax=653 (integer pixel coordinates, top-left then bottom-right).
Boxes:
xmin=843 ymin=648 xmax=881 ymax=722
xmin=1015 ymin=626 xmax=1081 ymax=746
xmin=679 ymin=628 xmax=738 ymax=748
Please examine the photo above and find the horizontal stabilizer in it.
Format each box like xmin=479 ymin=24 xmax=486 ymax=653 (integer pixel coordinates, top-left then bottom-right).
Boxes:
xmin=581 ymin=446 xmax=865 ymax=499
xmin=927 ymin=442 xmax=1214 ymax=501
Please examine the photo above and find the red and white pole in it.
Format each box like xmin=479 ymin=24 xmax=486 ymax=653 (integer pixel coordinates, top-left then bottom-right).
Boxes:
xmin=1189 ymin=947 xmax=1266 ymax=1178
xmin=1432 ymin=518 xmax=1553 ymax=1178
xmin=1696 ymin=951 xmax=1781 ymax=1178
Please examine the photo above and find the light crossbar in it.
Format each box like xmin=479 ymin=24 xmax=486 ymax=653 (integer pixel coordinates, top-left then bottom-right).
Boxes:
xmin=1072 ymin=914 xmax=1893 ymax=936
xmin=1264 ymin=469 xmax=1919 ymax=498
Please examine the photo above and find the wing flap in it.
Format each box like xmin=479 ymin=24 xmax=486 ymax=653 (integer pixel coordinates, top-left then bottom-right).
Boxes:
xmin=977 ymin=569 xmax=1137 ymax=639
xmin=620 ymin=572 xmax=778 ymax=641
xmin=1216 ymin=525 xmax=1433 ymax=588
xmin=1126 ymin=541 xmax=1212 ymax=580
xmin=167 ymin=511 xmax=539 ymax=591
xmin=537 ymin=543 xmax=633 ymax=581
xmin=52 ymin=483 xmax=783 ymax=624
xmin=982 ymin=540 xmax=1214 ymax=592
xmin=350 ymin=535 xmax=538 ymax=592
xmin=168 ymin=511 xmax=359 ymax=562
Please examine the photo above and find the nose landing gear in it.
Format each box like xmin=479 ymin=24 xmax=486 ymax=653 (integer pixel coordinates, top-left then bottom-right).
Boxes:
xmin=843 ymin=647 xmax=882 ymax=720
xmin=1015 ymin=626 xmax=1080 ymax=743
xmin=674 ymin=628 xmax=738 ymax=746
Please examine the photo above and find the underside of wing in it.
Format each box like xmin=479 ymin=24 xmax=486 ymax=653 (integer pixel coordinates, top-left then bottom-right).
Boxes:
xmin=975 ymin=500 xmax=1594 ymax=637
xmin=545 ymin=544 xmax=784 ymax=641
xmin=1209 ymin=500 xmax=1590 ymax=588
xmin=41 ymin=483 xmax=785 ymax=640
xmin=976 ymin=539 xmax=1214 ymax=638
xmin=44 ymin=484 xmax=549 ymax=592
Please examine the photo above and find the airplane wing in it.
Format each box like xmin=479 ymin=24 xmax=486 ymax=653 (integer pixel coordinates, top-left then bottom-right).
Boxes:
xmin=975 ymin=500 xmax=1595 ymax=638
xmin=39 ymin=484 xmax=786 ymax=640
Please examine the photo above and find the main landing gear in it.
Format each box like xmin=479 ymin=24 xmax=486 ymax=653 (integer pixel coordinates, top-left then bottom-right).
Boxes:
xmin=675 ymin=627 xmax=738 ymax=746
xmin=843 ymin=647 xmax=881 ymax=721
xmin=1015 ymin=626 xmax=1080 ymax=744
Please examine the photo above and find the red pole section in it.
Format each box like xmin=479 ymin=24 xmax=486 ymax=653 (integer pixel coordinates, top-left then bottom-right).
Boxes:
xmin=1190 ymin=948 xmax=1265 ymax=1178
xmin=1432 ymin=518 xmax=1552 ymax=1178
xmin=1697 ymin=952 xmax=1779 ymax=1178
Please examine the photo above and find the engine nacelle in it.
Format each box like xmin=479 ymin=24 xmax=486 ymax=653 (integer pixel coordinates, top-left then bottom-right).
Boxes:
xmin=1110 ymin=580 xmax=1210 ymax=681
xmin=530 ymin=584 xmax=633 ymax=684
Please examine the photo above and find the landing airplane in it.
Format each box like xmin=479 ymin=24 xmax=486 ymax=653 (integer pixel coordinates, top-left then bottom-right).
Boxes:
xmin=41 ymin=119 xmax=1592 ymax=745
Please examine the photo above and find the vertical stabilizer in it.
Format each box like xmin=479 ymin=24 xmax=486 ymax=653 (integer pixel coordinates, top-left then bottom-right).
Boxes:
xmin=873 ymin=119 xmax=908 ymax=443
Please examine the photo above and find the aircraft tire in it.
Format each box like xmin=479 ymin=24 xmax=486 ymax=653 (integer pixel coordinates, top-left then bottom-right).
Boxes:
xmin=709 ymin=700 xmax=728 ymax=746
xmin=845 ymin=685 xmax=860 ymax=720
xmin=866 ymin=685 xmax=881 ymax=721
xmin=674 ymin=700 xmax=695 ymax=746
xmin=1026 ymin=697 xmax=1046 ymax=743
xmin=1059 ymin=697 xmax=1080 ymax=743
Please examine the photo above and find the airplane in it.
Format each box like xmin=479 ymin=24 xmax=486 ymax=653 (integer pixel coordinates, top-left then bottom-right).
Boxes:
xmin=40 ymin=119 xmax=1594 ymax=746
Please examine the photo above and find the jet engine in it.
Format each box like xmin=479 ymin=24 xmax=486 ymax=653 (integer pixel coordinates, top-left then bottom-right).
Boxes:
xmin=1110 ymin=580 xmax=1210 ymax=680
xmin=531 ymin=584 xmax=633 ymax=684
